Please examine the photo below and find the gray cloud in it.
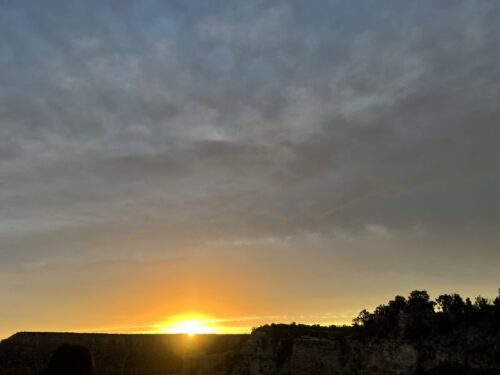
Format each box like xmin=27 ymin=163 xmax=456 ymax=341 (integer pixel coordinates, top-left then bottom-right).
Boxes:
xmin=1 ymin=0 xmax=499 ymax=270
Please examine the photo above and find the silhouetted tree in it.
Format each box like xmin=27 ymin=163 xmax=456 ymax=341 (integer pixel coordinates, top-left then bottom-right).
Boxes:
xmin=349 ymin=288 xmax=499 ymax=340
xmin=389 ymin=295 xmax=408 ymax=313
xmin=474 ymin=296 xmax=490 ymax=311
xmin=464 ymin=297 xmax=474 ymax=314
xmin=406 ymin=290 xmax=435 ymax=314
xmin=494 ymin=289 xmax=500 ymax=307
xmin=436 ymin=294 xmax=453 ymax=313
xmin=436 ymin=294 xmax=465 ymax=316
xmin=353 ymin=309 xmax=372 ymax=327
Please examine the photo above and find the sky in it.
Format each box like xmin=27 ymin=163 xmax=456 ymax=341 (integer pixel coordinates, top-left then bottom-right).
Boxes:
xmin=1 ymin=0 xmax=499 ymax=339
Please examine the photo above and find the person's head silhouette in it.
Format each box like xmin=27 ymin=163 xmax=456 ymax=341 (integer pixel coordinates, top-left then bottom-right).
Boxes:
xmin=41 ymin=343 xmax=95 ymax=375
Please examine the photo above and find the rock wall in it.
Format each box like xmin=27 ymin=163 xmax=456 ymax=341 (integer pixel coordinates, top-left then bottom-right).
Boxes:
xmin=228 ymin=330 xmax=500 ymax=375
xmin=0 ymin=332 xmax=247 ymax=375
xmin=290 ymin=337 xmax=418 ymax=375
xmin=1 ymin=330 xmax=499 ymax=374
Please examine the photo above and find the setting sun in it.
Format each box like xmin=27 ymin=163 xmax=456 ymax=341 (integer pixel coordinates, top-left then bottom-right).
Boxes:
xmin=169 ymin=320 xmax=214 ymax=336
xmin=157 ymin=314 xmax=216 ymax=336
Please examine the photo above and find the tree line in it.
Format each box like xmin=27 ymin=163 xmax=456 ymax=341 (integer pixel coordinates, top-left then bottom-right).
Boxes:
xmin=253 ymin=289 xmax=500 ymax=340
xmin=353 ymin=289 xmax=500 ymax=339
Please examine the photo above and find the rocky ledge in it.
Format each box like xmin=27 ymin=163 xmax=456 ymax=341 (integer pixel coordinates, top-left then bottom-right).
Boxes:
xmin=1 ymin=327 xmax=499 ymax=374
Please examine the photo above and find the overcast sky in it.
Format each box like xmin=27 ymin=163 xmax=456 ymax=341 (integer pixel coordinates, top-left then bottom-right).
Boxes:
xmin=1 ymin=0 xmax=499 ymax=337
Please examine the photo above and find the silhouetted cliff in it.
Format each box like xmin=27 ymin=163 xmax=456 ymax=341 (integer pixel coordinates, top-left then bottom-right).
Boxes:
xmin=2 ymin=327 xmax=499 ymax=374
xmin=0 ymin=332 xmax=247 ymax=374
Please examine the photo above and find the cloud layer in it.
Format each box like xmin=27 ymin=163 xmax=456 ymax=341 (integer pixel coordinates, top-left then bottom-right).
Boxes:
xmin=1 ymin=0 xmax=499 ymax=336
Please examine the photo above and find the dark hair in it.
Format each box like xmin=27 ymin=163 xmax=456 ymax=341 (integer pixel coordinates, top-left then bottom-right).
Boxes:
xmin=40 ymin=343 xmax=95 ymax=375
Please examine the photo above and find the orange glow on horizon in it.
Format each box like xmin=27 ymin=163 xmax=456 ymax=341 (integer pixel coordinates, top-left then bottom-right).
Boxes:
xmin=155 ymin=313 xmax=245 ymax=335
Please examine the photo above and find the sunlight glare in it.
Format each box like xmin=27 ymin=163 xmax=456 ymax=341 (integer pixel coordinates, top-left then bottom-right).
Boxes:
xmin=158 ymin=314 xmax=216 ymax=336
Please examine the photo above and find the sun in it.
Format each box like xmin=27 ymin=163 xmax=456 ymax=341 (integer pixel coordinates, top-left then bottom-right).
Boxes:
xmin=158 ymin=314 xmax=216 ymax=336
xmin=170 ymin=320 xmax=214 ymax=336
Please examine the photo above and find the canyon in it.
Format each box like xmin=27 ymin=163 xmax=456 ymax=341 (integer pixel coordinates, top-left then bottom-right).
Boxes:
xmin=1 ymin=325 xmax=499 ymax=374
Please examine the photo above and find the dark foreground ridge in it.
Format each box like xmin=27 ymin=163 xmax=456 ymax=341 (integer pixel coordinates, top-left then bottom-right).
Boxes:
xmin=1 ymin=290 xmax=499 ymax=374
